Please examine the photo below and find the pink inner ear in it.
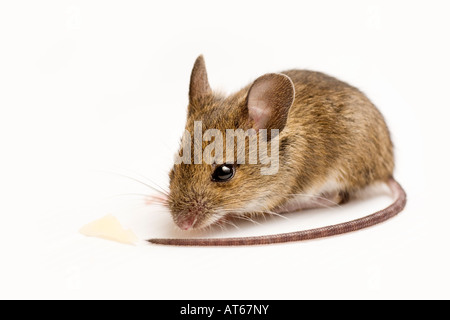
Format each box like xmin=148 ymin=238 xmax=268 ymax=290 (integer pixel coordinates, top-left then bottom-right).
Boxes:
xmin=248 ymin=99 xmax=271 ymax=130
xmin=247 ymin=80 xmax=274 ymax=130
xmin=247 ymin=73 xmax=294 ymax=131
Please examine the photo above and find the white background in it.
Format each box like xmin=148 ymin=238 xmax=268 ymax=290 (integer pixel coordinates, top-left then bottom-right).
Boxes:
xmin=1 ymin=0 xmax=449 ymax=299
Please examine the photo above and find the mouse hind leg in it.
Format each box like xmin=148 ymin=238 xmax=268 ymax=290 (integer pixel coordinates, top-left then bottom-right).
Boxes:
xmin=274 ymin=190 xmax=349 ymax=214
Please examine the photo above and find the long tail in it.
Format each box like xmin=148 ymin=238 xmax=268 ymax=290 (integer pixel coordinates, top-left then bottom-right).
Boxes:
xmin=148 ymin=178 xmax=406 ymax=246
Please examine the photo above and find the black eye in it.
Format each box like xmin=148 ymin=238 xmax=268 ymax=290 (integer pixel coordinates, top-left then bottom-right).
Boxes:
xmin=211 ymin=164 xmax=235 ymax=182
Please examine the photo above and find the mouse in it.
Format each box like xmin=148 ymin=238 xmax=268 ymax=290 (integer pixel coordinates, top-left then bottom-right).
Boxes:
xmin=147 ymin=55 xmax=407 ymax=246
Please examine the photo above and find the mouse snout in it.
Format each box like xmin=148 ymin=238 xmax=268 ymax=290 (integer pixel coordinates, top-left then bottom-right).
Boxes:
xmin=170 ymin=196 xmax=210 ymax=230
xmin=176 ymin=215 xmax=197 ymax=230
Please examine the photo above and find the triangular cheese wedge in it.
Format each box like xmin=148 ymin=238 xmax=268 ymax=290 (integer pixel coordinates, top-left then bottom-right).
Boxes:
xmin=80 ymin=214 xmax=139 ymax=245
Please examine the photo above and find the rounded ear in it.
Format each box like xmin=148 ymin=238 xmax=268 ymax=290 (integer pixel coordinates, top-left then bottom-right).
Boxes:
xmin=189 ymin=55 xmax=212 ymax=104
xmin=246 ymin=73 xmax=295 ymax=131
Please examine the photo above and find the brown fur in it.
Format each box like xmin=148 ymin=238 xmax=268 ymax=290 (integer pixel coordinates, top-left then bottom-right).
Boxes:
xmin=168 ymin=56 xmax=394 ymax=230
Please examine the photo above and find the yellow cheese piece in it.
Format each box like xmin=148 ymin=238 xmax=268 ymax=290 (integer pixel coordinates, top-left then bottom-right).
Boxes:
xmin=80 ymin=214 xmax=139 ymax=245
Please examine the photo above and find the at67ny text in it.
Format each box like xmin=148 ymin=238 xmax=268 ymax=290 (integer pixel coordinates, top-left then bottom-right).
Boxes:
xmin=180 ymin=304 xmax=269 ymax=317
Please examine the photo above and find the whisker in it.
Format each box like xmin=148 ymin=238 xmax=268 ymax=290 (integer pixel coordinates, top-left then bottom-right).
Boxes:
xmin=234 ymin=214 xmax=261 ymax=225
xmin=115 ymin=193 xmax=153 ymax=198
xmin=109 ymin=172 xmax=169 ymax=196
xmin=222 ymin=219 xmax=239 ymax=230
xmin=286 ymin=193 xmax=342 ymax=208
xmin=215 ymin=205 xmax=289 ymax=222
xmin=133 ymin=171 xmax=170 ymax=196
xmin=145 ymin=194 xmax=168 ymax=203
xmin=216 ymin=221 xmax=226 ymax=231
xmin=262 ymin=210 xmax=290 ymax=220
xmin=145 ymin=201 xmax=169 ymax=207
xmin=104 ymin=192 xmax=151 ymax=200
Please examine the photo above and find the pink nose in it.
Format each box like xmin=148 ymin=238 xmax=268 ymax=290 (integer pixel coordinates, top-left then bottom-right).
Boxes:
xmin=177 ymin=216 xmax=196 ymax=230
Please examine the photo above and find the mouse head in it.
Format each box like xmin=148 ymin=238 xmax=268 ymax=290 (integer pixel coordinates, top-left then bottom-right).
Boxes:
xmin=168 ymin=55 xmax=295 ymax=230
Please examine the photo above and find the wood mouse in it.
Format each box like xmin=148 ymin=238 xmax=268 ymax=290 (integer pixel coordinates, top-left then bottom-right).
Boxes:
xmin=148 ymin=55 xmax=406 ymax=246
